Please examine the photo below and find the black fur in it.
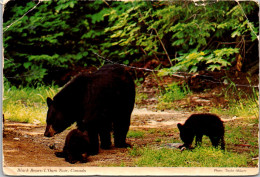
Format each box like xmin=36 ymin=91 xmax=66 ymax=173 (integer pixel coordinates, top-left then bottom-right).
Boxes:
xmin=44 ymin=64 xmax=136 ymax=155
xmin=177 ymin=113 xmax=225 ymax=150
xmin=55 ymin=129 xmax=90 ymax=164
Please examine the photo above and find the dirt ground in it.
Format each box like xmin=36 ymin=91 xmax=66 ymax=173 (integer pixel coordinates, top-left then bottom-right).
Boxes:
xmin=3 ymin=108 xmax=238 ymax=167
xmin=2 ymin=109 xmax=188 ymax=167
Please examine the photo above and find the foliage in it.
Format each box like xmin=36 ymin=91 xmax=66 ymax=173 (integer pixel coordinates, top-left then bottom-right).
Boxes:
xmin=156 ymin=81 xmax=191 ymax=107
xmin=155 ymin=82 xmax=191 ymax=110
xmin=3 ymin=1 xmax=259 ymax=86
xmin=160 ymin=82 xmax=191 ymax=102
xmin=104 ymin=1 xmax=258 ymax=74
xmin=4 ymin=0 xmax=110 ymax=86
xmin=158 ymin=48 xmax=239 ymax=75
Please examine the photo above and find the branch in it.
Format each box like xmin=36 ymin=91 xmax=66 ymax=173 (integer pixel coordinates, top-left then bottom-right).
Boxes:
xmin=135 ymin=8 xmax=173 ymax=66
xmin=3 ymin=1 xmax=41 ymax=33
xmin=151 ymin=28 xmax=173 ymax=66
xmin=102 ymin=0 xmax=113 ymax=9
xmin=235 ymin=0 xmax=259 ymax=41
xmin=140 ymin=47 xmax=147 ymax=55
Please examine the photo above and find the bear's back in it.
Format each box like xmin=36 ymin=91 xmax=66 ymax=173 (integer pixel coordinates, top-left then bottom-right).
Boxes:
xmin=185 ymin=114 xmax=224 ymax=134
xmin=52 ymin=64 xmax=131 ymax=106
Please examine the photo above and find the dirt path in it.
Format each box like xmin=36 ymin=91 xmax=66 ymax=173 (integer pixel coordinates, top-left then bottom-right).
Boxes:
xmin=3 ymin=109 xmax=232 ymax=167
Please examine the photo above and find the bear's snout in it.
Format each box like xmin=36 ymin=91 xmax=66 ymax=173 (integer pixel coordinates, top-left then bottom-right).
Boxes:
xmin=44 ymin=124 xmax=56 ymax=137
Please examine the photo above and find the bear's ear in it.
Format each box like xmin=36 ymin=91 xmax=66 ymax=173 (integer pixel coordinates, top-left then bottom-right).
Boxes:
xmin=177 ymin=123 xmax=183 ymax=130
xmin=46 ymin=97 xmax=53 ymax=107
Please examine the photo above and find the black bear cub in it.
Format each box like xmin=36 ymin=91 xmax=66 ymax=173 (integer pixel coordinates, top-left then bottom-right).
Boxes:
xmin=55 ymin=129 xmax=91 ymax=164
xmin=177 ymin=113 xmax=225 ymax=150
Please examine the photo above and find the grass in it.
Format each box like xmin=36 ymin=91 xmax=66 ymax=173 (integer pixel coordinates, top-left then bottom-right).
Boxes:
xmin=225 ymin=118 xmax=259 ymax=147
xmin=158 ymin=82 xmax=191 ymax=104
xmin=154 ymin=82 xmax=191 ymax=110
xmin=3 ymin=84 xmax=59 ymax=124
xmin=127 ymin=117 xmax=259 ymax=167
xmin=211 ymin=81 xmax=259 ymax=118
xmin=129 ymin=147 xmax=248 ymax=167
xmin=5 ymin=78 xmax=258 ymax=123
xmin=211 ymin=96 xmax=259 ymax=118
xmin=135 ymin=92 xmax=148 ymax=105
xmin=127 ymin=130 xmax=145 ymax=138
xmin=160 ymin=82 xmax=191 ymax=102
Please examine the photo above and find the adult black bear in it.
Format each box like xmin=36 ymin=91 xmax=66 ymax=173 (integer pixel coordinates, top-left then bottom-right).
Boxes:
xmin=177 ymin=113 xmax=225 ymax=150
xmin=55 ymin=129 xmax=90 ymax=164
xmin=44 ymin=64 xmax=136 ymax=155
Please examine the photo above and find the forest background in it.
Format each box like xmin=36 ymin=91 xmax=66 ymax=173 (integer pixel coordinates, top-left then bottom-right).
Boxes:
xmin=3 ymin=0 xmax=259 ymax=86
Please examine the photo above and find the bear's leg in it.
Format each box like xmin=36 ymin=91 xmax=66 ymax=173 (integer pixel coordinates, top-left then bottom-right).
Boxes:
xmin=65 ymin=154 xmax=78 ymax=164
xmin=220 ymin=136 xmax=225 ymax=150
xmin=55 ymin=145 xmax=68 ymax=158
xmin=55 ymin=151 xmax=66 ymax=158
xmin=80 ymin=153 xmax=88 ymax=163
xmin=209 ymin=136 xmax=221 ymax=149
xmin=113 ymin=120 xmax=131 ymax=148
xmin=195 ymin=134 xmax=203 ymax=147
xmin=99 ymin=129 xmax=112 ymax=149
xmin=88 ymin=131 xmax=99 ymax=155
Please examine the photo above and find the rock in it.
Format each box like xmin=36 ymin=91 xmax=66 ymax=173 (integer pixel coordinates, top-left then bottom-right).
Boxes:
xmin=33 ymin=119 xmax=41 ymax=125
xmin=48 ymin=143 xmax=57 ymax=150
xmin=180 ymin=146 xmax=186 ymax=152
xmin=165 ymin=143 xmax=183 ymax=149
xmin=13 ymin=137 xmax=20 ymax=141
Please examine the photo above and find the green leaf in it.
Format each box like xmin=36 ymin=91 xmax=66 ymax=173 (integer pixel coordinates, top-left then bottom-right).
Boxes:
xmin=123 ymin=60 xmax=129 ymax=65
xmin=23 ymin=62 xmax=32 ymax=69
xmin=231 ymin=30 xmax=241 ymax=38
xmin=207 ymin=64 xmax=221 ymax=71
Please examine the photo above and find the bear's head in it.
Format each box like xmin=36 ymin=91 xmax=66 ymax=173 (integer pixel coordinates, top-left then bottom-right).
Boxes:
xmin=44 ymin=97 xmax=74 ymax=137
xmin=177 ymin=123 xmax=194 ymax=148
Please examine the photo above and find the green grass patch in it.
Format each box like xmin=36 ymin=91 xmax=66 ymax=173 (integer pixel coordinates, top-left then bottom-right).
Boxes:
xmin=211 ymin=83 xmax=259 ymax=118
xmin=130 ymin=147 xmax=249 ymax=167
xmin=127 ymin=130 xmax=145 ymax=138
xmin=157 ymin=82 xmax=191 ymax=110
xmin=225 ymin=118 xmax=259 ymax=147
xmin=135 ymin=92 xmax=148 ymax=105
xmin=3 ymin=84 xmax=59 ymax=124
xmin=211 ymin=96 xmax=259 ymax=118
xmin=128 ymin=117 xmax=259 ymax=167
xmin=160 ymin=82 xmax=191 ymax=102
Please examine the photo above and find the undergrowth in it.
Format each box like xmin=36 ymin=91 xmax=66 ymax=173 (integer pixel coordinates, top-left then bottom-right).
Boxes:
xmin=153 ymin=78 xmax=259 ymax=118
xmin=3 ymin=84 xmax=59 ymax=124
xmin=157 ymin=82 xmax=191 ymax=110
xmin=4 ymin=78 xmax=259 ymax=123
xmin=160 ymin=82 xmax=191 ymax=102
xmin=211 ymin=83 xmax=259 ymax=118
